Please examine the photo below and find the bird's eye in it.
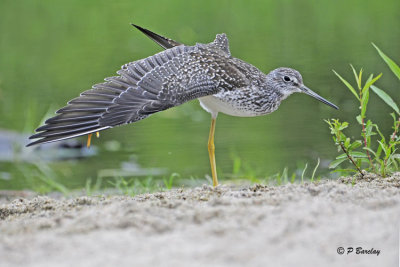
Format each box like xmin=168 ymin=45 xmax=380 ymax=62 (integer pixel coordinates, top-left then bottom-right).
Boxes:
xmin=283 ymin=76 xmax=291 ymax=82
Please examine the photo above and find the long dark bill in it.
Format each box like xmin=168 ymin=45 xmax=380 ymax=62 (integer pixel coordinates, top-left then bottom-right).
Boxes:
xmin=300 ymin=85 xmax=339 ymax=110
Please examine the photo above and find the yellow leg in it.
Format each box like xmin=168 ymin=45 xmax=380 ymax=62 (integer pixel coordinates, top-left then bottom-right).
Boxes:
xmin=96 ymin=131 xmax=100 ymax=138
xmin=208 ymin=118 xmax=218 ymax=187
xmin=87 ymin=133 xmax=92 ymax=148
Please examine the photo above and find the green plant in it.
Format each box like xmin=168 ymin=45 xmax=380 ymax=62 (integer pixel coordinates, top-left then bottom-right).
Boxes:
xmin=310 ymin=158 xmax=320 ymax=182
xmin=275 ymin=167 xmax=288 ymax=185
xmin=108 ymin=176 xmax=163 ymax=196
xmin=163 ymin=172 xmax=179 ymax=189
xmin=17 ymin=163 xmax=70 ymax=195
xmin=327 ymin=44 xmax=400 ymax=177
xmin=262 ymin=159 xmax=320 ymax=185
xmin=85 ymin=177 xmax=103 ymax=196
xmin=229 ymin=153 xmax=262 ymax=183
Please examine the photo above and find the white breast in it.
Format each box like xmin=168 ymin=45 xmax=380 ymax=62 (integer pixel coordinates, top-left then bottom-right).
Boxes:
xmin=198 ymin=95 xmax=259 ymax=118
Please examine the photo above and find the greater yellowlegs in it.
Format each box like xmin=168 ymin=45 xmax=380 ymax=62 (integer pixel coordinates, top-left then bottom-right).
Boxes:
xmin=28 ymin=24 xmax=338 ymax=187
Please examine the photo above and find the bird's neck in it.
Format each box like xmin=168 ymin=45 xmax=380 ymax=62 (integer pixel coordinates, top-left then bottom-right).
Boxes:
xmin=264 ymin=78 xmax=292 ymax=101
xmin=262 ymin=79 xmax=284 ymax=101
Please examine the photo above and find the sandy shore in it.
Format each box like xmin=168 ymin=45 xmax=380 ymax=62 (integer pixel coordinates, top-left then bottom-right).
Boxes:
xmin=0 ymin=173 xmax=399 ymax=267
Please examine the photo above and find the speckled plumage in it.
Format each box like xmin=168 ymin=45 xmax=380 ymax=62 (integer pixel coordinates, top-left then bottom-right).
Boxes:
xmin=27 ymin=25 xmax=337 ymax=146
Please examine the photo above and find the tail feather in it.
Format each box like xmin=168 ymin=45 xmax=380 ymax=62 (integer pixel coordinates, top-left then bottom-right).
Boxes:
xmin=26 ymin=126 xmax=109 ymax=147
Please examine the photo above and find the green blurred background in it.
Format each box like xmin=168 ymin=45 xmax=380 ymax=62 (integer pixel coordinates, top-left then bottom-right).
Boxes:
xmin=0 ymin=0 xmax=399 ymax=190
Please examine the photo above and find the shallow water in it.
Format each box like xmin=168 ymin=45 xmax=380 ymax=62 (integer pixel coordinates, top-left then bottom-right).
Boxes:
xmin=0 ymin=0 xmax=399 ymax=190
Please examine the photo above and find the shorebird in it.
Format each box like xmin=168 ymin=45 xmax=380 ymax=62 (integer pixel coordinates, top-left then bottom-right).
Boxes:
xmin=28 ymin=24 xmax=338 ymax=187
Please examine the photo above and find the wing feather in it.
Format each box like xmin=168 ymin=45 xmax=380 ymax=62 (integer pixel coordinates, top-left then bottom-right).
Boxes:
xmin=28 ymin=35 xmax=247 ymax=146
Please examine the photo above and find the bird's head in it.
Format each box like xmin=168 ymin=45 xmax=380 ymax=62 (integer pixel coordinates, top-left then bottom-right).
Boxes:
xmin=268 ymin=67 xmax=338 ymax=109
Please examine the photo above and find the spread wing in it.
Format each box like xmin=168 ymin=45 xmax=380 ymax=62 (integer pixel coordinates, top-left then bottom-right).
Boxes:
xmin=27 ymin=42 xmax=246 ymax=146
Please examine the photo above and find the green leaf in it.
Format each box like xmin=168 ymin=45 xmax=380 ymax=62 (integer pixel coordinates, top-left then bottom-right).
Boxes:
xmin=350 ymin=64 xmax=362 ymax=89
xmin=392 ymin=158 xmax=399 ymax=170
xmin=372 ymin=122 xmax=385 ymax=141
xmin=356 ymin=158 xmax=362 ymax=168
xmin=365 ymin=120 xmax=374 ymax=137
xmin=329 ymin=158 xmax=347 ymax=169
xmin=377 ymin=140 xmax=390 ymax=157
xmin=361 ymin=88 xmax=369 ymax=118
xmin=336 ymin=153 xmax=348 ymax=160
xmin=363 ymin=146 xmax=377 ymax=157
xmin=390 ymin=112 xmax=397 ymax=122
xmin=362 ymin=73 xmax=382 ymax=94
xmin=359 ymin=158 xmax=371 ymax=164
xmin=348 ymin=141 xmax=362 ymax=151
xmin=339 ymin=132 xmax=347 ymax=142
xmin=356 ymin=115 xmax=362 ymax=124
xmin=370 ymin=85 xmax=400 ymax=114
xmin=372 ymin=43 xmax=400 ymax=81
xmin=333 ymin=70 xmax=359 ymax=100
xmin=350 ymin=151 xmax=368 ymax=158
xmin=376 ymin=142 xmax=383 ymax=159
xmin=364 ymin=74 xmax=373 ymax=88
xmin=336 ymin=151 xmax=367 ymax=159
xmin=344 ymin=137 xmax=350 ymax=148
xmin=338 ymin=122 xmax=349 ymax=130
xmin=358 ymin=69 xmax=363 ymax=89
